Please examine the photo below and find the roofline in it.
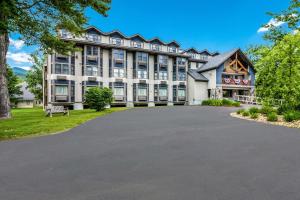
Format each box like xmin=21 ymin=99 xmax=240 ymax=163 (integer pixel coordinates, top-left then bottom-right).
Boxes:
xmin=84 ymin=26 xmax=183 ymax=47
xmin=197 ymin=48 xmax=254 ymax=73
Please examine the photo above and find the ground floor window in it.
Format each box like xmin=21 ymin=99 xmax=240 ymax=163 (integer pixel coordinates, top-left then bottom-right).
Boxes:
xmin=178 ymin=89 xmax=186 ymax=97
xmin=159 ymin=88 xmax=167 ymax=96
xmin=55 ymin=85 xmax=68 ymax=95
xmin=138 ymin=87 xmax=147 ymax=96
xmin=113 ymin=87 xmax=124 ymax=96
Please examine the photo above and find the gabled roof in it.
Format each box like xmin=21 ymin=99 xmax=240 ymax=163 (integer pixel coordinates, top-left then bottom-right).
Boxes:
xmin=197 ymin=48 xmax=253 ymax=73
xmin=107 ymin=30 xmax=127 ymax=38
xmin=129 ymin=34 xmax=147 ymax=42
xmin=167 ymin=41 xmax=180 ymax=47
xmin=149 ymin=37 xmax=165 ymax=45
xmin=185 ymin=48 xmax=199 ymax=54
xmin=85 ymin=26 xmax=107 ymax=35
xmin=187 ymin=69 xmax=209 ymax=82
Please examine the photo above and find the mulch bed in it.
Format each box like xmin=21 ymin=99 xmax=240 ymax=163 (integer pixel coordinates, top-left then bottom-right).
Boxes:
xmin=231 ymin=112 xmax=300 ymax=128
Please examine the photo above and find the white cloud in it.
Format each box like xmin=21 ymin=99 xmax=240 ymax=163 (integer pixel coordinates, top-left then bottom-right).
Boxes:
xmin=6 ymin=52 xmax=32 ymax=64
xmin=257 ymin=18 xmax=285 ymax=33
xmin=9 ymin=38 xmax=25 ymax=50
xmin=18 ymin=66 xmax=32 ymax=71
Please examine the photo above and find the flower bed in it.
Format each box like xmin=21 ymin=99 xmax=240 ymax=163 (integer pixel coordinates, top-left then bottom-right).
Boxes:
xmin=232 ymin=107 xmax=300 ymax=128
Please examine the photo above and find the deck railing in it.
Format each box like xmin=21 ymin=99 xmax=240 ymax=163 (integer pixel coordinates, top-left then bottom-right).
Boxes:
xmin=233 ymin=95 xmax=261 ymax=105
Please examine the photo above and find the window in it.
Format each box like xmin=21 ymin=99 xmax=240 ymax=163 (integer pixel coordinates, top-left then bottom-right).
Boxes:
xmin=159 ymin=71 xmax=168 ymax=80
xmin=113 ymin=68 xmax=125 ymax=77
xmin=152 ymin=44 xmax=160 ymax=51
xmin=132 ymin=41 xmax=142 ymax=48
xmin=199 ymin=55 xmax=208 ymax=60
xmin=159 ymin=88 xmax=167 ymax=96
xmin=86 ymin=34 xmax=100 ymax=42
xmin=137 ymin=70 xmax=147 ymax=79
xmin=138 ymin=87 xmax=147 ymax=96
xmin=178 ymin=89 xmax=186 ymax=97
xmin=113 ymin=87 xmax=124 ymax=96
xmin=137 ymin=52 xmax=148 ymax=63
xmin=177 ymin=58 xmax=186 ymax=65
xmin=158 ymin=55 xmax=168 ymax=65
xmin=86 ymin=65 xmax=98 ymax=76
xmin=110 ymin=38 xmax=122 ymax=45
xmin=113 ymin=49 xmax=124 ymax=60
xmin=55 ymin=85 xmax=68 ymax=95
xmin=55 ymin=63 xmax=69 ymax=74
xmin=87 ymin=46 xmax=98 ymax=56
xmin=60 ymin=29 xmax=70 ymax=38
xmin=169 ymin=47 xmax=177 ymax=53
xmin=178 ymin=72 xmax=186 ymax=81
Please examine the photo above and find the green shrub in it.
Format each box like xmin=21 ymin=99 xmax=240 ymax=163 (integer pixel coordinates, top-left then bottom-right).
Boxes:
xmin=201 ymin=100 xmax=210 ymax=106
xmin=232 ymin=101 xmax=241 ymax=107
xmin=85 ymin=87 xmax=113 ymax=111
xmin=202 ymin=99 xmax=240 ymax=107
xmin=260 ymin=106 xmax=275 ymax=115
xmin=201 ymin=99 xmax=222 ymax=106
xmin=249 ymin=107 xmax=259 ymax=114
xmin=222 ymin=99 xmax=233 ymax=106
xmin=267 ymin=112 xmax=278 ymax=122
xmin=283 ymin=111 xmax=300 ymax=122
xmin=277 ymin=104 xmax=292 ymax=115
xmin=242 ymin=110 xmax=250 ymax=117
xmin=250 ymin=113 xmax=259 ymax=119
xmin=236 ymin=109 xmax=244 ymax=114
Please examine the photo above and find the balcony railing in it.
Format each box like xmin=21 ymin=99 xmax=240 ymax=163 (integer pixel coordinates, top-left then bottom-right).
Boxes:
xmin=222 ymin=78 xmax=251 ymax=86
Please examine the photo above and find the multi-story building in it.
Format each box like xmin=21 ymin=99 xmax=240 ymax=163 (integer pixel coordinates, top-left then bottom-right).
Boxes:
xmin=43 ymin=26 xmax=255 ymax=109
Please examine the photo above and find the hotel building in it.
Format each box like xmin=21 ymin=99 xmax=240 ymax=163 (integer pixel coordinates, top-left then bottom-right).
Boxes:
xmin=43 ymin=27 xmax=255 ymax=109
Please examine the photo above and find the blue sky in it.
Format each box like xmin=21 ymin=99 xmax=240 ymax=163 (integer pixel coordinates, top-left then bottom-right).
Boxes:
xmin=7 ymin=0 xmax=289 ymax=70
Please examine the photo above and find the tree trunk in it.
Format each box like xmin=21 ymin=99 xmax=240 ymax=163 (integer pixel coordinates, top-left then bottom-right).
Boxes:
xmin=0 ymin=31 xmax=11 ymax=119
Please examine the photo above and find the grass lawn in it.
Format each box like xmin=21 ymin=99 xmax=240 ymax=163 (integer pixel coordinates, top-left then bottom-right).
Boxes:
xmin=0 ymin=107 xmax=128 ymax=140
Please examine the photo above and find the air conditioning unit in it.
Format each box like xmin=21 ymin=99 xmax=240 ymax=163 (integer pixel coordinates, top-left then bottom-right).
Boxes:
xmin=114 ymin=96 xmax=124 ymax=101
xmin=138 ymin=96 xmax=147 ymax=101
xmin=159 ymin=96 xmax=168 ymax=101
xmin=57 ymin=75 xmax=67 ymax=80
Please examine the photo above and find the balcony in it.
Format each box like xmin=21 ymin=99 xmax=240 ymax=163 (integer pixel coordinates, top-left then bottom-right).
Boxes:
xmin=131 ymin=41 xmax=143 ymax=48
xmin=86 ymin=34 xmax=100 ymax=42
xmin=110 ymin=38 xmax=123 ymax=46
xmin=152 ymin=44 xmax=160 ymax=51
xmin=222 ymin=78 xmax=251 ymax=86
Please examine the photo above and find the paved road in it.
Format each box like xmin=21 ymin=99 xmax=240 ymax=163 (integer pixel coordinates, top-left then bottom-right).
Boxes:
xmin=1 ymin=106 xmax=300 ymax=200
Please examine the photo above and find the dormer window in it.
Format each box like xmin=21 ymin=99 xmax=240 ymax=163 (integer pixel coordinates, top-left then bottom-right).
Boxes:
xmin=110 ymin=37 xmax=123 ymax=46
xmin=169 ymin=46 xmax=177 ymax=53
xmin=189 ymin=53 xmax=197 ymax=59
xmin=132 ymin=41 xmax=142 ymax=48
xmin=152 ymin=44 xmax=160 ymax=51
xmin=86 ymin=34 xmax=100 ymax=42
xmin=60 ymin=29 xmax=71 ymax=38
xmin=200 ymin=55 xmax=208 ymax=61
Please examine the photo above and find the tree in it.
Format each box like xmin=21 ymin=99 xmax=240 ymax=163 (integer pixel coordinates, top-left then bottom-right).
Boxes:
xmin=0 ymin=0 xmax=111 ymax=119
xmin=26 ymin=53 xmax=44 ymax=101
xmin=255 ymin=33 xmax=300 ymax=108
xmin=85 ymin=87 xmax=113 ymax=111
xmin=7 ymin=66 xmax=22 ymax=105
xmin=263 ymin=0 xmax=300 ymax=43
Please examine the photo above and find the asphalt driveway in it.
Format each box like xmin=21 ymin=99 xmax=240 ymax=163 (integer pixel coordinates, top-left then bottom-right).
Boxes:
xmin=1 ymin=106 xmax=300 ymax=200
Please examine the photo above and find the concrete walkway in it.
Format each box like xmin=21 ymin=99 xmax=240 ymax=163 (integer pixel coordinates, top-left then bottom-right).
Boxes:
xmin=0 ymin=106 xmax=300 ymax=200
